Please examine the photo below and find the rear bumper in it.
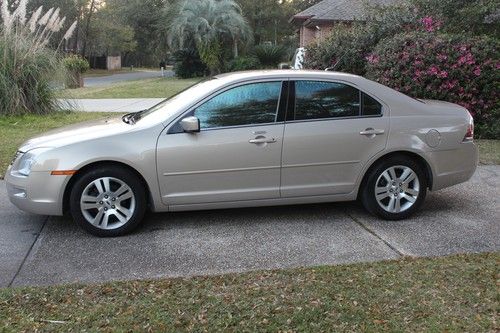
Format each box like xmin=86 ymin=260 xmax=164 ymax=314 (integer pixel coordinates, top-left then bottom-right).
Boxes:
xmin=5 ymin=167 xmax=68 ymax=216
xmin=428 ymin=142 xmax=478 ymax=191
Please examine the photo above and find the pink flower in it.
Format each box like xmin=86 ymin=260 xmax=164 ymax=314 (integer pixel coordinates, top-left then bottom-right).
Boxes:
xmin=437 ymin=54 xmax=448 ymax=62
xmin=437 ymin=71 xmax=448 ymax=78
xmin=473 ymin=67 xmax=481 ymax=76
xmin=441 ymin=80 xmax=458 ymax=90
xmin=428 ymin=65 xmax=439 ymax=75
xmin=457 ymin=53 xmax=475 ymax=66
xmin=365 ymin=54 xmax=379 ymax=64
xmin=420 ymin=16 xmax=442 ymax=32
xmin=414 ymin=60 xmax=423 ymax=66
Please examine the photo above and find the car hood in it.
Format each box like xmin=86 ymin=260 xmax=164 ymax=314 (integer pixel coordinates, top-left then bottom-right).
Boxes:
xmin=19 ymin=116 xmax=132 ymax=152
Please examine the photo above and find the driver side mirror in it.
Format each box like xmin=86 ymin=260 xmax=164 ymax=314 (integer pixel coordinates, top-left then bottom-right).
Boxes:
xmin=180 ymin=116 xmax=200 ymax=133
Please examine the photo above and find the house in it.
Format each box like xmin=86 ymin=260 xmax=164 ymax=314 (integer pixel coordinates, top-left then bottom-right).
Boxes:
xmin=291 ymin=0 xmax=399 ymax=47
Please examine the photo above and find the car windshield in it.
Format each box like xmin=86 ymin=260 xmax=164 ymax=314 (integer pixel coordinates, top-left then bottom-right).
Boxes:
xmin=131 ymin=78 xmax=220 ymax=122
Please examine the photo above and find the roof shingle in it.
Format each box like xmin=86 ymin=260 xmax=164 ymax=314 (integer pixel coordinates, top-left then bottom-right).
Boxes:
xmin=292 ymin=0 xmax=400 ymax=24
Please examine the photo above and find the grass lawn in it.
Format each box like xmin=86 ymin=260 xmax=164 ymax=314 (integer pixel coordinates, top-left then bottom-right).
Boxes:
xmin=0 ymin=111 xmax=498 ymax=178
xmin=57 ymin=77 xmax=199 ymax=99
xmin=0 ymin=253 xmax=497 ymax=332
xmin=0 ymin=112 xmax=110 ymax=178
xmin=477 ymin=139 xmax=500 ymax=165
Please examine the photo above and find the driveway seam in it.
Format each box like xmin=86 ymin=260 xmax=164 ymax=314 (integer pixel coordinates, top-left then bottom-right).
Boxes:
xmin=346 ymin=212 xmax=404 ymax=257
xmin=8 ymin=216 xmax=49 ymax=287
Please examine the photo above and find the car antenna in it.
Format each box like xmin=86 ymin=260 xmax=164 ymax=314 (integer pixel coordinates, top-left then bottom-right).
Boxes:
xmin=325 ymin=49 xmax=361 ymax=71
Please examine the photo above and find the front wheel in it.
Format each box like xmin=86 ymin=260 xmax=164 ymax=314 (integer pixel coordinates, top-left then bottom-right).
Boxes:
xmin=69 ymin=166 xmax=147 ymax=237
xmin=361 ymin=156 xmax=427 ymax=220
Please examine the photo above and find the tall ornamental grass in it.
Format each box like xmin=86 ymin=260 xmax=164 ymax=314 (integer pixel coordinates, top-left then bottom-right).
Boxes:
xmin=0 ymin=0 xmax=76 ymax=115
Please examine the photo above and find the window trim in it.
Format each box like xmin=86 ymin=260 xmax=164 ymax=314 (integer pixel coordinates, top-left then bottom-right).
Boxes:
xmin=287 ymin=79 xmax=385 ymax=124
xmin=167 ymin=79 xmax=288 ymax=134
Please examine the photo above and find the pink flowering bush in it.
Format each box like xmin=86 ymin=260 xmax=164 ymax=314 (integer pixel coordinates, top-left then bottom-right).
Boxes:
xmin=366 ymin=32 xmax=500 ymax=138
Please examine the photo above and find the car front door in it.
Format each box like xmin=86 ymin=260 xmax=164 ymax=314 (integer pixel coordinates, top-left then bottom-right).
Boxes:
xmin=281 ymin=80 xmax=389 ymax=197
xmin=157 ymin=80 xmax=287 ymax=206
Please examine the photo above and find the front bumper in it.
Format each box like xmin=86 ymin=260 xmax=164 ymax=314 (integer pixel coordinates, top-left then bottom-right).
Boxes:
xmin=5 ymin=166 xmax=69 ymax=216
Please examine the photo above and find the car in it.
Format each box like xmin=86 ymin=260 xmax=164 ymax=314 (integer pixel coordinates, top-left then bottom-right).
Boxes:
xmin=6 ymin=70 xmax=478 ymax=237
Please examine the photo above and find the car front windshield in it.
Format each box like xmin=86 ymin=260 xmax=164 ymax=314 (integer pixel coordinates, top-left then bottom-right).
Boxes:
xmin=134 ymin=78 xmax=220 ymax=122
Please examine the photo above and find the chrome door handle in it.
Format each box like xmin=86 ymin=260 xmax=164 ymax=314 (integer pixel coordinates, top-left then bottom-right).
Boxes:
xmin=249 ymin=137 xmax=277 ymax=144
xmin=360 ymin=128 xmax=385 ymax=136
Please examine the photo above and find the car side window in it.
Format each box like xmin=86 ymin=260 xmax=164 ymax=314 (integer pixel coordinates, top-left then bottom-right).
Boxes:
xmin=361 ymin=92 xmax=382 ymax=116
xmin=294 ymin=81 xmax=360 ymax=120
xmin=193 ymin=81 xmax=282 ymax=129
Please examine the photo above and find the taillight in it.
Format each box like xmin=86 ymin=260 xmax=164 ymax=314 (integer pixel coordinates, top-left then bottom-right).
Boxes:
xmin=463 ymin=115 xmax=474 ymax=142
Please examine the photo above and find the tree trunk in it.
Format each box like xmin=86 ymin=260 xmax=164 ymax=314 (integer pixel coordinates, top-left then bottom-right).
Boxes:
xmin=80 ymin=0 xmax=96 ymax=57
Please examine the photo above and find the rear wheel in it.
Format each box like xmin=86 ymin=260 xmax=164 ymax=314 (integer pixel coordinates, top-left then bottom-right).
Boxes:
xmin=361 ymin=156 xmax=427 ymax=220
xmin=69 ymin=166 xmax=147 ymax=237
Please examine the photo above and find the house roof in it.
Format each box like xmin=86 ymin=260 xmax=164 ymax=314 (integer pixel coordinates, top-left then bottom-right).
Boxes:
xmin=291 ymin=0 xmax=400 ymax=25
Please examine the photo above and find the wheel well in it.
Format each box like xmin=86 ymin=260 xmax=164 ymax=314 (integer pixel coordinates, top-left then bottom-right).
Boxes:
xmin=358 ymin=151 xmax=433 ymax=198
xmin=62 ymin=161 xmax=153 ymax=214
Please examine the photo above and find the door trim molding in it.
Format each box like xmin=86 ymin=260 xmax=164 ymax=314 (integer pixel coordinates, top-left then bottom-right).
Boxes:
xmin=163 ymin=165 xmax=280 ymax=177
xmin=282 ymin=160 xmax=360 ymax=169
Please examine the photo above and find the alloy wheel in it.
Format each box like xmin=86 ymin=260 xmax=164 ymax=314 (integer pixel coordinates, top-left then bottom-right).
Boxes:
xmin=374 ymin=165 xmax=420 ymax=213
xmin=80 ymin=177 xmax=136 ymax=230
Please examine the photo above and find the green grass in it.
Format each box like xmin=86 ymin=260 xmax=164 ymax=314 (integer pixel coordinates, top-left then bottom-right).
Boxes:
xmin=477 ymin=139 xmax=500 ymax=165
xmin=57 ymin=77 xmax=199 ymax=99
xmin=0 ymin=253 xmax=497 ymax=332
xmin=83 ymin=69 xmax=136 ymax=78
xmin=0 ymin=112 xmax=111 ymax=178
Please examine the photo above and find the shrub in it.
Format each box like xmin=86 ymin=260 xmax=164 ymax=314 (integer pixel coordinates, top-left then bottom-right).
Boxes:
xmin=63 ymin=55 xmax=90 ymax=89
xmin=366 ymin=32 xmax=500 ymax=139
xmin=253 ymin=44 xmax=286 ymax=68
xmin=227 ymin=56 xmax=261 ymax=72
xmin=0 ymin=1 xmax=77 ymax=115
xmin=172 ymin=49 xmax=208 ymax=79
xmin=62 ymin=55 xmax=90 ymax=73
xmin=305 ymin=24 xmax=374 ymax=74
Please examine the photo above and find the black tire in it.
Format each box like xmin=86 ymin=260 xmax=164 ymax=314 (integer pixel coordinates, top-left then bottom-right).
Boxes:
xmin=69 ymin=165 xmax=147 ymax=237
xmin=360 ymin=155 xmax=427 ymax=220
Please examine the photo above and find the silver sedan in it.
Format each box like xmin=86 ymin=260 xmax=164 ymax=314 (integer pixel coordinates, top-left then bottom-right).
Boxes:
xmin=5 ymin=70 xmax=478 ymax=236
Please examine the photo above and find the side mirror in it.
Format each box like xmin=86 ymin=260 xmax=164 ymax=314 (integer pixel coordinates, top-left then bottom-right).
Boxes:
xmin=180 ymin=116 xmax=200 ymax=133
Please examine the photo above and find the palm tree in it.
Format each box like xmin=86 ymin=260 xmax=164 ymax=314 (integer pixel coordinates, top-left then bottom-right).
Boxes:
xmin=168 ymin=0 xmax=252 ymax=74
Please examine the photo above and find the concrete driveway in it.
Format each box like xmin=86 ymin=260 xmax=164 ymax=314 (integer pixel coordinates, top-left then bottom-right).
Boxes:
xmin=1 ymin=165 xmax=498 ymax=287
xmin=84 ymin=70 xmax=174 ymax=87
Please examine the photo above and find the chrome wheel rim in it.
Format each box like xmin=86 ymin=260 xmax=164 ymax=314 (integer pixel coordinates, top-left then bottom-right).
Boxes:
xmin=375 ymin=165 xmax=420 ymax=214
xmin=80 ymin=177 xmax=136 ymax=230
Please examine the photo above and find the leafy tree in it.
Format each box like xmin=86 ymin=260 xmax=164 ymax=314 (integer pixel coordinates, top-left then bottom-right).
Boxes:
xmin=168 ymin=0 xmax=252 ymax=75
xmin=105 ymin=0 xmax=170 ymax=66
xmin=86 ymin=5 xmax=137 ymax=57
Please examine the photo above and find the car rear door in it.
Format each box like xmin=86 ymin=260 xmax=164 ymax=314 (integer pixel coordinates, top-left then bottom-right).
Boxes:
xmin=281 ymin=80 xmax=389 ymax=197
xmin=156 ymin=80 xmax=288 ymax=206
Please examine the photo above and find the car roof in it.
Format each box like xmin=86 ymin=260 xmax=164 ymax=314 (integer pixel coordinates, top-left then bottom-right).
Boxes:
xmin=215 ymin=69 xmax=363 ymax=81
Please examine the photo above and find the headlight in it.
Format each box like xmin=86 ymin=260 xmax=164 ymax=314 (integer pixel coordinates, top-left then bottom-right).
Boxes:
xmin=10 ymin=151 xmax=22 ymax=166
xmin=11 ymin=148 xmax=52 ymax=176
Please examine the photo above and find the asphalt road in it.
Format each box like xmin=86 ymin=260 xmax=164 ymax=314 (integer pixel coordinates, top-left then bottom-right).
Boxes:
xmin=1 ymin=165 xmax=498 ymax=287
xmin=83 ymin=70 xmax=174 ymax=87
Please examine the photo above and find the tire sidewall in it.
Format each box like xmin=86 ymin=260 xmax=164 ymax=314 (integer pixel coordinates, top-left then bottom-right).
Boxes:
xmin=69 ymin=166 xmax=147 ymax=237
xmin=361 ymin=156 xmax=427 ymax=220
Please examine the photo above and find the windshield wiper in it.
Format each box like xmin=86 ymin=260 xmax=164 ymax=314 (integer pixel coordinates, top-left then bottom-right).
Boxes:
xmin=131 ymin=109 xmax=146 ymax=122
xmin=122 ymin=112 xmax=137 ymax=124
